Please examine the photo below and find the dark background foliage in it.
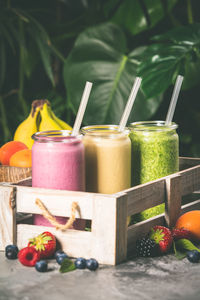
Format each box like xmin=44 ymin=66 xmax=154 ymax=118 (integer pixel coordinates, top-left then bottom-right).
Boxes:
xmin=0 ymin=0 xmax=200 ymax=157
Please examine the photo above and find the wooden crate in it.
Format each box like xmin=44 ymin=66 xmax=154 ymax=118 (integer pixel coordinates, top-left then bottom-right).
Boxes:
xmin=0 ymin=157 xmax=200 ymax=265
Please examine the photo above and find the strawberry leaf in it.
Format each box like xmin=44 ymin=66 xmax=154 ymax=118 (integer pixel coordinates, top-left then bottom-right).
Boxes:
xmin=59 ymin=258 xmax=76 ymax=273
xmin=175 ymin=239 xmax=200 ymax=253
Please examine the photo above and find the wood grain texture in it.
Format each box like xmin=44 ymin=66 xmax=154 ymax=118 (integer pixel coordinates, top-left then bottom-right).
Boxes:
xmin=0 ymin=186 xmax=16 ymax=250
xmin=0 ymin=166 xmax=32 ymax=183
xmin=91 ymin=194 xmax=127 ymax=265
xmin=123 ymin=179 xmax=165 ymax=216
xmin=179 ymin=157 xmax=200 ymax=170
xmin=165 ymin=174 xmax=182 ymax=228
xmin=15 ymin=185 xmax=114 ymax=220
xmin=179 ymin=165 xmax=200 ymax=196
xmin=17 ymin=224 xmax=93 ymax=259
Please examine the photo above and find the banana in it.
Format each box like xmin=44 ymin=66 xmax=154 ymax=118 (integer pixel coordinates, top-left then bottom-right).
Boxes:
xmin=49 ymin=109 xmax=72 ymax=131
xmin=14 ymin=101 xmax=41 ymax=149
xmin=39 ymin=103 xmax=63 ymax=131
xmin=14 ymin=99 xmax=72 ymax=148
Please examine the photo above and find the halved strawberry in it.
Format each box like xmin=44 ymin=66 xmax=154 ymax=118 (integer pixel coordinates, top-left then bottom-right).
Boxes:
xmin=28 ymin=231 xmax=56 ymax=259
xmin=149 ymin=225 xmax=173 ymax=254
xmin=18 ymin=247 xmax=40 ymax=266
xmin=172 ymin=227 xmax=193 ymax=241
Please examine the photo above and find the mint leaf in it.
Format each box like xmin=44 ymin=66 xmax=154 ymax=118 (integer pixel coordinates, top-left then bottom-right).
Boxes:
xmin=173 ymin=241 xmax=187 ymax=260
xmin=175 ymin=239 xmax=200 ymax=252
xmin=59 ymin=258 xmax=76 ymax=273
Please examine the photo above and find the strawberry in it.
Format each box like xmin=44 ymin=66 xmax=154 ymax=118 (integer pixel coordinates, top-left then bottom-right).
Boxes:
xmin=18 ymin=247 xmax=40 ymax=266
xmin=172 ymin=227 xmax=193 ymax=241
xmin=28 ymin=231 xmax=56 ymax=259
xmin=149 ymin=225 xmax=173 ymax=254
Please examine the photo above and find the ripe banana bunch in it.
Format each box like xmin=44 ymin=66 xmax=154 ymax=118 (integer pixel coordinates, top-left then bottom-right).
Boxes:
xmin=14 ymin=99 xmax=72 ymax=149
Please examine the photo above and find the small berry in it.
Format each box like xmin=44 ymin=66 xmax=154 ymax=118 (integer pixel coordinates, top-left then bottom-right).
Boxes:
xmin=86 ymin=258 xmax=99 ymax=271
xmin=149 ymin=226 xmax=173 ymax=254
xmin=54 ymin=250 xmax=65 ymax=260
xmin=5 ymin=245 xmax=19 ymax=259
xmin=18 ymin=247 xmax=40 ymax=267
xmin=56 ymin=253 xmax=69 ymax=265
xmin=35 ymin=260 xmax=48 ymax=272
xmin=74 ymin=257 xmax=86 ymax=269
xmin=28 ymin=231 xmax=56 ymax=259
xmin=186 ymin=250 xmax=200 ymax=263
xmin=136 ymin=237 xmax=158 ymax=257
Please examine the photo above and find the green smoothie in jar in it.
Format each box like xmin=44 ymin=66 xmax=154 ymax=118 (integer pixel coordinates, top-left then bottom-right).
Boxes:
xmin=129 ymin=121 xmax=179 ymax=221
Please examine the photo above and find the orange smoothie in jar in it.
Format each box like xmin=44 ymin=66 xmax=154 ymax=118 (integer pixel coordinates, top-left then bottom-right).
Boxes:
xmin=81 ymin=125 xmax=131 ymax=194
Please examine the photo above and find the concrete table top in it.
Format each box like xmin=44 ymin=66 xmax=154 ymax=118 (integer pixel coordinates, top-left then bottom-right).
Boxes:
xmin=0 ymin=251 xmax=200 ymax=300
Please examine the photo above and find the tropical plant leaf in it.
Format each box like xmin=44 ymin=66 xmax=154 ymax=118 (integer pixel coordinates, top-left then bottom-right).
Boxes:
xmin=145 ymin=0 xmax=178 ymax=28
xmin=64 ymin=22 xmax=163 ymax=125
xmin=27 ymin=20 xmax=55 ymax=86
xmin=0 ymin=23 xmax=16 ymax=54
xmin=104 ymin=0 xmax=178 ymax=35
xmin=152 ymin=23 xmax=200 ymax=44
xmin=138 ymin=23 xmax=200 ymax=98
xmin=0 ymin=39 xmax=6 ymax=89
xmin=12 ymin=8 xmax=55 ymax=86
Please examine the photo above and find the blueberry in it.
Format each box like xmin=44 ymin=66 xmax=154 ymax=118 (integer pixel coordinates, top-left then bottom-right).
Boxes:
xmin=54 ymin=250 xmax=65 ymax=260
xmin=86 ymin=258 xmax=99 ymax=271
xmin=186 ymin=250 xmax=200 ymax=263
xmin=56 ymin=253 xmax=69 ymax=265
xmin=74 ymin=257 xmax=86 ymax=269
xmin=5 ymin=245 xmax=19 ymax=259
xmin=35 ymin=260 xmax=48 ymax=272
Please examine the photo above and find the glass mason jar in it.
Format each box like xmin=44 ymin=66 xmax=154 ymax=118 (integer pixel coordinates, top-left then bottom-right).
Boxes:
xmin=81 ymin=125 xmax=131 ymax=194
xmin=129 ymin=121 xmax=179 ymax=222
xmin=129 ymin=121 xmax=179 ymax=186
xmin=31 ymin=130 xmax=85 ymax=227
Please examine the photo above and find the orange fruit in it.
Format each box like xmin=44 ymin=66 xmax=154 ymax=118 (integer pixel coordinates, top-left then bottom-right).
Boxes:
xmin=9 ymin=149 xmax=32 ymax=168
xmin=0 ymin=141 xmax=28 ymax=165
xmin=175 ymin=210 xmax=200 ymax=241
xmin=0 ymin=148 xmax=2 ymax=164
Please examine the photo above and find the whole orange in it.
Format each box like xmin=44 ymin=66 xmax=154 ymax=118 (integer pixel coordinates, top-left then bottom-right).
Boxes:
xmin=175 ymin=210 xmax=200 ymax=241
xmin=0 ymin=141 xmax=28 ymax=165
xmin=9 ymin=149 xmax=32 ymax=168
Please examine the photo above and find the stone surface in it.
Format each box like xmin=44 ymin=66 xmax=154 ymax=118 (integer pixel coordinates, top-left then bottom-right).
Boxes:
xmin=0 ymin=252 xmax=200 ymax=300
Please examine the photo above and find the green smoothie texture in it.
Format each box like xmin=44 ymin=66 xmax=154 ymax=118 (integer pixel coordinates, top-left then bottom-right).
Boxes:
xmin=129 ymin=122 xmax=179 ymax=222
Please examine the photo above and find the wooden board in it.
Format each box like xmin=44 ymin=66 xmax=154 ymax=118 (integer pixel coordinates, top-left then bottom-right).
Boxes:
xmin=0 ymin=156 xmax=200 ymax=265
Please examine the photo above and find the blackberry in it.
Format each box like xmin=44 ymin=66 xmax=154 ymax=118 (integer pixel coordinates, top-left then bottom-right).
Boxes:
xmin=135 ymin=237 xmax=158 ymax=257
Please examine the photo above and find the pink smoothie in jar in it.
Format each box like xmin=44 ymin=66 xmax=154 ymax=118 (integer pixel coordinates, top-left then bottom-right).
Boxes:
xmin=32 ymin=130 xmax=85 ymax=229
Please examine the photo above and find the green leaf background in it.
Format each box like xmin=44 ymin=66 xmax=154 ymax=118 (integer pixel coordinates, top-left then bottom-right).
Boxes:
xmin=64 ymin=23 xmax=162 ymax=125
xmin=1 ymin=0 xmax=200 ymax=156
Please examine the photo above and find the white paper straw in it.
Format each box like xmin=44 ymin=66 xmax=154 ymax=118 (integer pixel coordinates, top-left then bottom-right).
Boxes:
xmin=71 ymin=81 xmax=93 ymax=136
xmin=118 ymin=77 xmax=142 ymax=132
xmin=165 ymin=75 xmax=184 ymax=125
